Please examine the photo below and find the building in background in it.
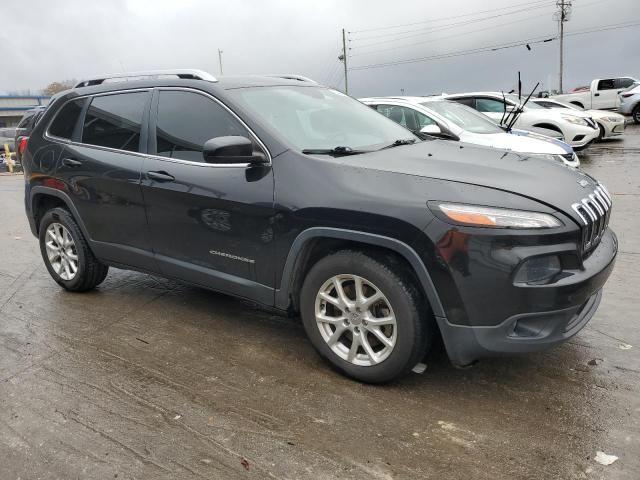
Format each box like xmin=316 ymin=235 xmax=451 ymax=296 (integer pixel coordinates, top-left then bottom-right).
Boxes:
xmin=0 ymin=95 xmax=50 ymax=127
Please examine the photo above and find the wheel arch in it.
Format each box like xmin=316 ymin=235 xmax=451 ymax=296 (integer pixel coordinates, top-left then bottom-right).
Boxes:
xmin=30 ymin=186 xmax=91 ymax=240
xmin=569 ymin=101 xmax=584 ymax=109
xmin=275 ymin=227 xmax=446 ymax=318
xmin=531 ymin=122 xmax=563 ymax=134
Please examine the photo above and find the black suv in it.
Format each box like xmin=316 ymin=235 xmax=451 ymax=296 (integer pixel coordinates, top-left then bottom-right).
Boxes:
xmin=22 ymin=70 xmax=617 ymax=383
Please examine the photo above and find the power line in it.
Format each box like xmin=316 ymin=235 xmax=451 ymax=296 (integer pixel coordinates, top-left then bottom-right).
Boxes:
xmin=348 ymin=0 xmax=552 ymax=34
xmin=348 ymin=21 xmax=640 ymax=71
xmin=349 ymin=3 xmax=554 ymax=44
xmin=350 ymin=10 xmax=554 ymax=57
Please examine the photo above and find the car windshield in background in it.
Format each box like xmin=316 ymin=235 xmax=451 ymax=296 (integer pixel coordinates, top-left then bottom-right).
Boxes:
xmin=231 ymin=86 xmax=418 ymax=151
xmin=504 ymin=94 xmax=545 ymax=109
xmin=423 ymin=100 xmax=503 ymax=134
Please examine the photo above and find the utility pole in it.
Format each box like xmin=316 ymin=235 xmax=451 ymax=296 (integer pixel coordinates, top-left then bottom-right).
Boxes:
xmin=339 ymin=28 xmax=349 ymax=95
xmin=556 ymin=0 xmax=572 ymax=93
xmin=218 ymin=49 xmax=224 ymax=76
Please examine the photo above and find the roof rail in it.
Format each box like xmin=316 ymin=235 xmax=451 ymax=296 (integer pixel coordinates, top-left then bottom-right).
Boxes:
xmin=74 ymin=69 xmax=218 ymax=88
xmin=265 ymin=74 xmax=318 ymax=84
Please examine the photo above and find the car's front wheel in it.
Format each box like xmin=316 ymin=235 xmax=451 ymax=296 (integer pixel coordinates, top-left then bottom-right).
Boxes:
xmin=633 ymin=105 xmax=640 ymax=124
xmin=39 ymin=207 xmax=109 ymax=292
xmin=300 ymin=250 xmax=432 ymax=383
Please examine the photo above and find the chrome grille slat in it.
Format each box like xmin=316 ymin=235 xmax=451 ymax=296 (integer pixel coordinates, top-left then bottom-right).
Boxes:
xmin=572 ymin=183 xmax=612 ymax=255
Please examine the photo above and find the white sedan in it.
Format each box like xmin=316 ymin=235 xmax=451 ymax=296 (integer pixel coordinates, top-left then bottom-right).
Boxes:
xmin=444 ymin=92 xmax=600 ymax=150
xmin=531 ymin=98 xmax=626 ymax=140
xmin=360 ymin=96 xmax=579 ymax=167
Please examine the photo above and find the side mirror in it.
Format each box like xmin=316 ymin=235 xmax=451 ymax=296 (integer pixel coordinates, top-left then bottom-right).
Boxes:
xmin=203 ymin=136 xmax=267 ymax=164
xmin=420 ymin=124 xmax=442 ymax=135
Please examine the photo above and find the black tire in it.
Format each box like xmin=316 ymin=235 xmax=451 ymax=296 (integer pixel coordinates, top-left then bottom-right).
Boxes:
xmin=597 ymin=123 xmax=605 ymax=141
xmin=633 ymin=105 xmax=640 ymax=124
xmin=39 ymin=207 xmax=108 ymax=292
xmin=300 ymin=250 xmax=433 ymax=384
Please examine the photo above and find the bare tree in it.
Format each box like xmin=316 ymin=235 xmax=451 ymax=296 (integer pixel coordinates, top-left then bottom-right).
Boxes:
xmin=43 ymin=80 xmax=75 ymax=96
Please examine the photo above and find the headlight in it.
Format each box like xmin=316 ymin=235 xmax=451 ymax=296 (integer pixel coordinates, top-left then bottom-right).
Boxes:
xmin=561 ymin=115 xmax=588 ymax=126
xmin=601 ymin=116 xmax=622 ymax=122
xmin=435 ymin=203 xmax=563 ymax=229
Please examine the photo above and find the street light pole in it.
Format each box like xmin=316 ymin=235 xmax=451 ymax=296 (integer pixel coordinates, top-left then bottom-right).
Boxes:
xmin=218 ymin=49 xmax=224 ymax=76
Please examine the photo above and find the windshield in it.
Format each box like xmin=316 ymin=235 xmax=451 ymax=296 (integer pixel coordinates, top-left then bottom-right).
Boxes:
xmin=422 ymin=100 xmax=503 ymax=134
xmin=230 ymin=86 xmax=418 ymax=151
xmin=504 ymin=94 xmax=544 ymax=109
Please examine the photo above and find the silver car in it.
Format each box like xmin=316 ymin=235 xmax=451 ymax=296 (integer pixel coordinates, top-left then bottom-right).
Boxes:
xmin=360 ymin=96 xmax=579 ymax=167
xmin=619 ymin=83 xmax=640 ymax=123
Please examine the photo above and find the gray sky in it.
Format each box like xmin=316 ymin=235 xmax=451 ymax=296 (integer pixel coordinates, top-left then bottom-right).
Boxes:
xmin=2 ymin=0 xmax=638 ymax=96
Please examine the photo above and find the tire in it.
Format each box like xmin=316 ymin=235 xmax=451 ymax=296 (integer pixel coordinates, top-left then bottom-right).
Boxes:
xmin=39 ymin=207 xmax=108 ymax=292
xmin=597 ymin=123 xmax=606 ymax=141
xmin=300 ymin=250 xmax=432 ymax=383
xmin=633 ymin=105 xmax=640 ymax=124
xmin=570 ymin=102 xmax=584 ymax=109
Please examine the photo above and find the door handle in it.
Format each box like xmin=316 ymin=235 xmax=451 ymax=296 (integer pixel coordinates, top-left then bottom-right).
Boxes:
xmin=62 ymin=157 xmax=82 ymax=167
xmin=147 ymin=170 xmax=175 ymax=182
xmin=594 ymin=93 xmax=600 ymax=97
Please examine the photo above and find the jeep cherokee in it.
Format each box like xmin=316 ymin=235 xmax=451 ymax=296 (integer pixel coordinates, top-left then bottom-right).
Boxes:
xmin=22 ymin=70 xmax=617 ymax=383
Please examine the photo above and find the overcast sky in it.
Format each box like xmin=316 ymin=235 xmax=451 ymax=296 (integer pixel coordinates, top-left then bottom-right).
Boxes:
xmin=2 ymin=0 xmax=638 ymax=96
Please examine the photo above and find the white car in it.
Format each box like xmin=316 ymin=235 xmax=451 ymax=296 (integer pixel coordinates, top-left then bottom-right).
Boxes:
xmin=551 ymin=77 xmax=638 ymax=110
xmin=444 ymin=92 xmax=600 ymax=150
xmin=531 ymin=98 xmax=626 ymax=140
xmin=360 ymin=96 xmax=579 ymax=168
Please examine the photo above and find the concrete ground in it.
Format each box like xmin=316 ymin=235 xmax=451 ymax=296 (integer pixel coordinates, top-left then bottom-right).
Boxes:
xmin=1 ymin=126 xmax=639 ymax=480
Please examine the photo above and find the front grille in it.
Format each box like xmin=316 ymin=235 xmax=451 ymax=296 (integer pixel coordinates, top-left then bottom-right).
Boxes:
xmin=571 ymin=184 xmax=612 ymax=254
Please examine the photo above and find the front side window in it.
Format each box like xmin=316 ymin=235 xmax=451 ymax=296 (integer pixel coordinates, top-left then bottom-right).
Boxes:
xmin=422 ymin=101 xmax=502 ymax=134
xmin=615 ymin=78 xmax=635 ymax=89
xmin=229 ymin=86 xmax=417 ymax=151
xmin=82 ymin=92 xmax=149 ymax=152
xmin=49 ymin=99 xmax=84 ymax=139
xmin=155 ymin=91 xmax=248 ymax=162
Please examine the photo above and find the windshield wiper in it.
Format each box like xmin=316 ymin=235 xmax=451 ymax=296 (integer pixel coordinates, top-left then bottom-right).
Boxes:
xmin=378 ymin=138 xmax=417 ymax=150
xmin=301 ymin=146 xmax=368 ymax=156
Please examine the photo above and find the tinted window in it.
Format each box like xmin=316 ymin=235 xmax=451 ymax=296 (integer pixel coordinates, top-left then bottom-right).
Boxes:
xmin=17 ymin=112 xmax=35 ymax=129
xmin=451 ymin=97 xmax=475 ymax=108
xmin=82 ymin=92 xmax=149 ymax=152
xmin=49 ymin=99 xmax=84 ymax=139
xmin=615 ymin=78 xmax=635 ymax=89
xmin=597 ymin=79 xmax=615 ymax=90
xmin=375 ymin=104 xmax=436 ymax=131
xmin=475 ymin=98 xmax=506 ymax=113
xmin=155 ymin=91 xmax=247 ymax=162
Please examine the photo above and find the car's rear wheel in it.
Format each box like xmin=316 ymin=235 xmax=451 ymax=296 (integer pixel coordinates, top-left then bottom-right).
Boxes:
xmin=633 ymin=105 xmax=640 ymax=124
xmin=300 ymin=250 xmax=432 ymax=383
xmin=39 ymin=207 xmax=108 ymax=292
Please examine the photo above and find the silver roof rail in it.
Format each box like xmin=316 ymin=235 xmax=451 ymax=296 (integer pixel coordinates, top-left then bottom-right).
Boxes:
xmin=265 ymin=74 xmax=318 ymax=84
xmin=74 ymin=69 xmax=218 ymax=88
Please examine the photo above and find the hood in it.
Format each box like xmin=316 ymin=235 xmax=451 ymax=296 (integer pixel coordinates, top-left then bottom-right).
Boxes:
xmin=338 ymin=140 xmax=598 ymax=225
xmin=587 ymin=109 xmax=624 ymax=121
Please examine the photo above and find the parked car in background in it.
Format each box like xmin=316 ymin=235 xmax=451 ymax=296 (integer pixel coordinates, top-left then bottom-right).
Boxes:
xmin=619 ymin=84 xmax=640 ymax=123
xmin=531 ymin=98 xmax=626 ymax=140
xmin=22 ymin=69 xmax=617 ymax=383
xmin=14 ymin=106 xmax=46 ymax=164
xmin=360 ymin=96 xmax=579 ymax=167
xmin=552 ymin=77 xmax=638 ymax=110
xmin=445 ymin=92 xmax=599 ymax=150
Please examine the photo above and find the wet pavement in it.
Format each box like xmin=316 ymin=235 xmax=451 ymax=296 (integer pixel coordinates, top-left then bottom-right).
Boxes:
xmin=1 ymin=125 xmax=639 ymax=480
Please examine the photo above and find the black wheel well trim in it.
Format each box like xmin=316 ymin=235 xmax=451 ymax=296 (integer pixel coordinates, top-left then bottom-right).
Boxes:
xmin=274 ymin=227 xmax=446 ymax=318
xmin=29 ymin=186 xmax=92 ymax=241
xmin=531 ymin=123 xmax=563 ymax=134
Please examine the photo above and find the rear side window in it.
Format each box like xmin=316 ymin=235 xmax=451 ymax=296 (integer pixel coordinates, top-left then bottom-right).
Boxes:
xmin=597 ymin=79 xmax=615 ymax=90
xmin=615 ymin=78 xmax=635 ymax=89
xmin=82 ymin=92 xmax=149 ymax=152
xmin=475 ymin=98 xmax=505 ymax=113
xmin=451 ymin=97 xmax=475 ymax=108
xmin=155 ymin=90 xmax=247 ymax=162
xmin=49 ymin=99 xmax=84 ymax=139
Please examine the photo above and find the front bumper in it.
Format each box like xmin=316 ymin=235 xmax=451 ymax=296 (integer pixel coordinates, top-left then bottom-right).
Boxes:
xmin=601 ymin=120 xmax=626 ymax=138
xmin=436 ymin=228 xmax=617 ymax=367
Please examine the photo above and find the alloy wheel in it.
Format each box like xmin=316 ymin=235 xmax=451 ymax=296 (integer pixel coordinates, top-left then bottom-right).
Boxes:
xmin=45 ymin=222 xmax=79 ymax=281
xmin=314 ymin=274 xmax=397 ymax=366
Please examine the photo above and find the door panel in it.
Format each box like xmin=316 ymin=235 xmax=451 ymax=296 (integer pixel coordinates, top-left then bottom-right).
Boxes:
xmin=57 ymin=91 xmax=154 ymax=269
xmin=141 ymin=89 xmax=276 ymax=301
